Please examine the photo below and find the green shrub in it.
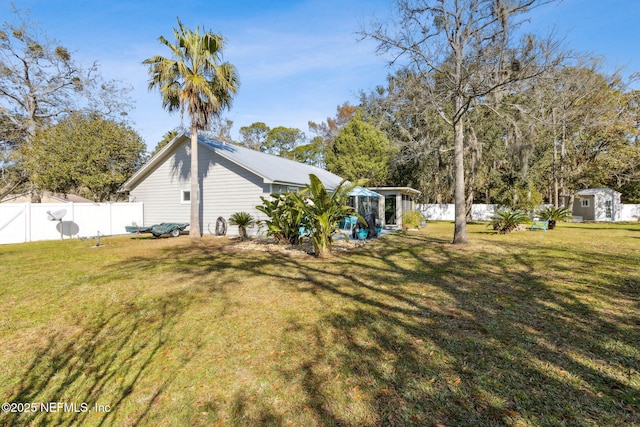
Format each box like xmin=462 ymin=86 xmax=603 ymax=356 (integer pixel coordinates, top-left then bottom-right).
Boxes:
xmin=402 ymin=210 xmax=424 ymax=229
xmin=490 ymin=209 xmax=530 ymax=234
xmin=256 ymin=192 xmax=306 ymax=244
xmin=229 ymin=212 xmax=256 ymax=241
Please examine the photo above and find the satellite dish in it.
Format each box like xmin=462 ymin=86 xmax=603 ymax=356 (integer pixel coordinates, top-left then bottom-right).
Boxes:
xmin=47 ymin=209 xmax=68 ymax=240
xmin=47 ymin=209 xmax=67 ymax=221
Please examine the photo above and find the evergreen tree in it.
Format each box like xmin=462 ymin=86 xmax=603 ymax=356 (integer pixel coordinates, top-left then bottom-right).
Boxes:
xmin=325 ymin=110 xmax=390 ymax=185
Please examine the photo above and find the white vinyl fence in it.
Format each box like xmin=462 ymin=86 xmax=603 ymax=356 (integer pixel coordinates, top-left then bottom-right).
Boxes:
xmin=620 ymin=204 xmax=640 ymax=221
xmin=418 ymin=203 xmax=640 ymax=222
xmin=0 ymin=202 xmax=143 ymax=245
xmin=418 ymin=204 xmax=499 ymax=221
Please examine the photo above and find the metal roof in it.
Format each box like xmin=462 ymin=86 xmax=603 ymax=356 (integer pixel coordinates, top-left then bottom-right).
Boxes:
xmin=576 ymin=188 xmax=621 ymax=196
xmin=123 ymin=133 xmax=344 ymax=191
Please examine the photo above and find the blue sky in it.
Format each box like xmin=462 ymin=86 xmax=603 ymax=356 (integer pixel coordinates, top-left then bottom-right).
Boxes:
xmin=2 ymin=0 xmax=639 ymax=151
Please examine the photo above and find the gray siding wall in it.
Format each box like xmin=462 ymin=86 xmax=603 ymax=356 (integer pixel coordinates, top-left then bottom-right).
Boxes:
xmin=199 ymin=145 xmax=270 ymax=236
xmin=129 ymin=143 xmax=191 ymax=226
xmin=130 ymin=142 xmax=270 ymax=236
xmin=573 ymin=195 xmax=595 ymax=221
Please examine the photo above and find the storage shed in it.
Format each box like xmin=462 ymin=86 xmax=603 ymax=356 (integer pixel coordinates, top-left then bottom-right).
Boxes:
xmin=572 ymin=188 xmax=622 ymax=222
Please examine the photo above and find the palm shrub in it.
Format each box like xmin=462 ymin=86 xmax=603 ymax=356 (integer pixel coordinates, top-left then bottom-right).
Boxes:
xmin=293 ymin=174 xmax=360 ymax=258
xmin=490 ymin=209 xmax=530 ymax=234
xmin=229 ymin=212 xmax=256 ymax=241
xmin=256 ymin=192 xmax=306 ymax=244
xmin=536 ymin=206 xmax=572 ymax=230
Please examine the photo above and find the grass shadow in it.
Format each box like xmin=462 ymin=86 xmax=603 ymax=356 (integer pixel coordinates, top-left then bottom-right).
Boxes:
xmin=0 ymin=289 xmax=203 ymax=427
xmin=2 ymin=226 xmax=637 ymax=426
xmin=191 ymin=229 xmax=639 ymax=425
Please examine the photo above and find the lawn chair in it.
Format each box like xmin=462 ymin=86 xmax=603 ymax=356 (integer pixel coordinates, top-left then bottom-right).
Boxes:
xmin=342 ymin=215 xmax=358 ymax=232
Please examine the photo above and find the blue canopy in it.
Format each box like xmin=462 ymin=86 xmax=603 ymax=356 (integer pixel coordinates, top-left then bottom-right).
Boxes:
xmin=348 ymin=186 xmax=382 ymax=198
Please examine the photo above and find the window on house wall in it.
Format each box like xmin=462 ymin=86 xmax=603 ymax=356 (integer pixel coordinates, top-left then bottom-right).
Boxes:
xmin=581 ymin=199 xmax=590 ymax=208
xmin=181 ymin=190 xmax=191 ymax=203
xmin=272 ymin=184 xmax=301 ymax=194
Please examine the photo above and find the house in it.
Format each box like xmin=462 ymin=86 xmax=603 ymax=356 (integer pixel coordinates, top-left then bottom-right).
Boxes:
xmin=121 ymin=133 xmax=344 ymax=235
xmin=572 ymin=188 xmax=622 ymax=221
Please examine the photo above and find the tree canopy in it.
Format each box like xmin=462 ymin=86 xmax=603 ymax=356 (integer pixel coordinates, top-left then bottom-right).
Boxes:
xmin=24 ymin=113 xmax=145 ymax=201
xmin=325 ymin=110 xmax=391 ymax=186
xmin=0 ymin=7 xmax=134 ymax=200
xmin=264 ymin=126 xmax=305 ymax=157
xmin=362 ymin=0 xmax=562 ymax=243
xmin=239 ymin=122 xmax=269 ymax=151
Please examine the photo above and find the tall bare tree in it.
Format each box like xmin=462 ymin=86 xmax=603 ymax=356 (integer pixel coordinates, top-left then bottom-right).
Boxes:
xmin=0 ymin=7 xmax=132 ymax=200
xmin=362 ymin=0 xmax=560 ymax=243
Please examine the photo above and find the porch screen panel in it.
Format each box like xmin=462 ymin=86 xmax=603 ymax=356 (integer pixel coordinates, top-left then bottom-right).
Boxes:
xmin=402 ymin=194 xmax=413 ymax=214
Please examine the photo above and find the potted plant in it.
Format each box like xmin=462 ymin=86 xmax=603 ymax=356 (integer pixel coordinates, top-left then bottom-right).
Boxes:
xmin=357 ymin=228 xmax=369 ymax=240
xmin=536 ymin=206 xmax=572 ymax=230
xmin=229 ymin=212 xmax=256 ymax=241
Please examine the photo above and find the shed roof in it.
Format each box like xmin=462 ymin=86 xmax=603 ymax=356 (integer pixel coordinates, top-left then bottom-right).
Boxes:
xmin=367 ymin=187 xmax=421 ymax=196
xmin=576 ymin=188 xmax=621 ymax=197
xmin=122 ymin=133 xmax=344 ymax=191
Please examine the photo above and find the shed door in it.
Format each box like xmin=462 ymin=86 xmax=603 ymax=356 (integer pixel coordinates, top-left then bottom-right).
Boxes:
xmin=605 ymin=200 xmax=612 ymax=220
xmin=385 ymin=195 xmax=396 ymax=225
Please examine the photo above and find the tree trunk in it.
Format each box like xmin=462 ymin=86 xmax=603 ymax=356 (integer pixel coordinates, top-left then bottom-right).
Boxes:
xmin=453 ymin=118 xmax=468 ymax=244
xmin=190 ymin=127 xmax=202 ymax=238
xmin=29 ymin=183 xmax=42 ymax=203
xmin=553 ymin=141 xmax=559 ymax=207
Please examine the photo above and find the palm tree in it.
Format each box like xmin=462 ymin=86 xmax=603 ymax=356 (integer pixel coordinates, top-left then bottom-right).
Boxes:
xmin=143 ymin=18 xmax=239 ymax=238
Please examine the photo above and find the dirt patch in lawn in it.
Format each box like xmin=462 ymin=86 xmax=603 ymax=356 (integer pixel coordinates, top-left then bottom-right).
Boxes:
xmin=228 ymin=236 xmax=368 ymax=257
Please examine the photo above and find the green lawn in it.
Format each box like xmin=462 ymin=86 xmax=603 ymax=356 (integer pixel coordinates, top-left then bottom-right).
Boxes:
xmin=0 ymin=222 xmax=639 ymax=426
